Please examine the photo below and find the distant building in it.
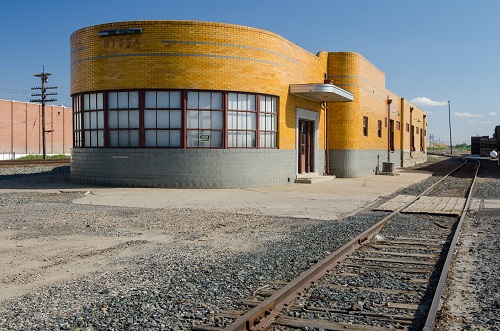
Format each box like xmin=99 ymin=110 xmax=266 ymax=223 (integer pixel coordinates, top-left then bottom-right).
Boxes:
xmin=471 ymin=125 xmax=500 ymax=156
xmin=0 ymin=99 xmax=72 ymax=160
xmin=70 ymin=20 xmax=427 ymax=188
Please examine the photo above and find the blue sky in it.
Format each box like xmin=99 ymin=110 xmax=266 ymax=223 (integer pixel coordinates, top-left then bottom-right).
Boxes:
xmin=1 ymin=0 xmax=499 ymax=145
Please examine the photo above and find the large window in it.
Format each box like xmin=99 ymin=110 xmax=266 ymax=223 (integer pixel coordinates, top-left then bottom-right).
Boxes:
xmin=73 ymin=90 xmax=278 ymax=149
xmin=228 ymin=93 xmax=256 ymax=148
xmin=108 ymin=91 xmax=140 ymax=147
xmin=187 ymin=91 xmax=223 ymax=147
xmin=144 ymin=91 xmax=182 ymax=147
xmin=82 ymin=93 xmax=104 ymax=147
xmin=73 ymin=95 xmax=82 ymax=147
xmin=259 ymin=95 xmax=277 ymax=148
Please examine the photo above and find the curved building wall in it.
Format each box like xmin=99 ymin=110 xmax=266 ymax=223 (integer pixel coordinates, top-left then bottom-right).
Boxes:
xmin=327 ymin=52 xmax=426 ymax=177
xmin=70 ymin=21 xmax=328 ymax=187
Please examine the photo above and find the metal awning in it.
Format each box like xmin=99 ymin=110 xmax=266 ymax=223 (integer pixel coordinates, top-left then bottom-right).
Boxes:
xmin=289 ymin=83 xmax=354 ymax=102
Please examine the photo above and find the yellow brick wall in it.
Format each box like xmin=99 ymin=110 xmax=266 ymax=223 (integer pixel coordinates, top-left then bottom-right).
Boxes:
xmin=327 ymin=52 xmax=425 ymax=152
xmin=71 ymin=21 xmax=327 ymax=150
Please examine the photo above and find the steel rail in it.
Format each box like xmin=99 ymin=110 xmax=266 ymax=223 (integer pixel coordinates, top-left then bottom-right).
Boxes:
xmin=223 ymin=157 xmax=469 ymax=331
xmin=423 ymin=158 xmax=480 ymax=331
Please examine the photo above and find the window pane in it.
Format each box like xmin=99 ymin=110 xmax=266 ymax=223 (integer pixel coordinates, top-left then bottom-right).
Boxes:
xmin=90 ymin=111 xmax=97 ymax=129
xmin=271 ymin=114 xmax=277 ymax=130
xmin=170 ymin=110 xmax=182 ymax=128
xmin=108 ymin=111 xmax=118 ymax=129
xmin=109 ymin=131 xmax=118 ymax=147
xmin=187 ymin=130 xmax=198 ymax=147
xmin=170 ymin=91 xmax=181 ymax=108
xmin=83 ymin=94 xmax=90 ymax=110
xmin=271 ymin=132 xmax=276 ymax=147
xmin=228 ymin=111 xmax=237 ymax=129
xmin=199 ymin=92 xmax=211 ymax=109
xmin=247 ymin=131 xmax=256 ymax=147
xmin=199 ymin=111 xmax=211 ymax=129
xmin=90 ymin=94 xmax=97 ymax=110
xmin=266 ymin=114 xmax=272 ymax=131
xmin=212 ymin=111 xmax=223 ymax=129
xmin=211 ymin=131 xmax=222 ymax=147
xmin=237 ymin=131 xmax=245 ymax=147
xmin=238 ymin=112 xmax=247 ymax=130
xmin=97 ymin=130 xmax=104 ymax=147
xmin=187 ymin=92 xmax=198 ymax=109
xmin=108 ymin=92 xmax=117 ymax=109
xmin=144 ymin=110 xmax=156 ymax=128
xmin=212 ymin=92 xmax=222 ymax=109
xmin=84 ymin=131 xmax=90 ymax=146
xmin=238 ymin=94 xmax=247 ymax=110
xmin=247 ymin=112 xmax=256 ymax=130
xmin=157 ymin=110 xmax=169 ymax=128
xmin=260 ymin=96 xmax=266 ymax=112
xmin=199 ymin=129 xmax=211 ymax=148
xmin=84 ymin=112 xmax=90 ymax=129
xmin=157 ymin=130 xmax=169 ymax=147
xmin=129 ymin=92 xmax=139 ymax=108
xmin=228 ymin=131 xmax=237 ymax=147
xmin=129 ymin=110 xmax=139 ymax=129
xmin=228 ymin=93 xmax=237 ymax=110
xmin=145 ymin=91 xmax=156 ymax=108
xmin=97 ymin=111 xmax=104 ymax=129
xmin=157 ymin=91 xmax=169 ymax=108
xmin=129 ymin=130 xmax=139 ymax=147
xmin=118 ymin=92 xmax=128 ymax=108
xmin=145 ymin=130 xmax=156 ymax=147
xmin=247 ymin=95 xmax=256 ymax=110
xmin=118 ymin=111 xmax=128 ymax=128
xmin=118 ymin=130 xmax=128 ymax=147
xmin=271 ymin=97 xmax=277 ymax=113
xmin=187 ymin=110 xmax=198 ymax=128
xmin=90 ymin=131 xmax=97 ymax=146
xmin=170 ymin=130 xmax=181 ymax=147
xmin=97 ymin=93 xmax=103 ymax=109
xmin=266 ymin=97 xmax=272 ymax=113
xmin=259 ymin=113 xmax=265 ymax=130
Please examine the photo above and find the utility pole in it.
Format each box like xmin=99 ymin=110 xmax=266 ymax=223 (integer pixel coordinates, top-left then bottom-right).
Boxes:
xmin=448 ymin=101 xmax=453 ymax=155
xmin=31 ymin=66 xmax=57 ymax=159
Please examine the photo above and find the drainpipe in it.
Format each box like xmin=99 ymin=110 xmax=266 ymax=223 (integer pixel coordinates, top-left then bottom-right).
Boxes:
xmin=387 ymin=97 xmax=392 ymax=162
xmin=324 ymin=102 xmax=330 ymax=175
xmin=410 ymin=107 xmax=414 ymax=158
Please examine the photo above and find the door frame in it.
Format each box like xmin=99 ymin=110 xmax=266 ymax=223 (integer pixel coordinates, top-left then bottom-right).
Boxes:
xmin=296 ymin=108 xmax=319 ymax=174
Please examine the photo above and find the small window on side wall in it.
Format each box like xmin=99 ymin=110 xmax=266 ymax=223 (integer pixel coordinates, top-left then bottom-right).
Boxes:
xmin=377 ymin=120 xmax=382 ymax=138
xmin=363 ymin=116 xmax=368 ymax=136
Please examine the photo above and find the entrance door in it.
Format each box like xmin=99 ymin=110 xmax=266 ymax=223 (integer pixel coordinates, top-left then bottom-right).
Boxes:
xmin=298 ymin=120 xmax=314 ymax=173
xmin=389 ymin=119 xmax=395 ymax=151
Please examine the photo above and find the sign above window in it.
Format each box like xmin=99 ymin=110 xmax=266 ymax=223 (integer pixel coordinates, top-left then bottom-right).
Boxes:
xmin=98 ymin=28 xmax=143 ymax=37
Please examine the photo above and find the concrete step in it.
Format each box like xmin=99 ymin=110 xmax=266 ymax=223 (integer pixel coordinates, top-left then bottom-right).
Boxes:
xmin=295 ymin=173 xmax=336 ymax=184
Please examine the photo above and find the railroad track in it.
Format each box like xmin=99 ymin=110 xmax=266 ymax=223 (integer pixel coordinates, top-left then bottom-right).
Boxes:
xmin=194 ymin=157 xmax=480 ymax=331
xmin=0 ymin=158 xmax=70 ymax=167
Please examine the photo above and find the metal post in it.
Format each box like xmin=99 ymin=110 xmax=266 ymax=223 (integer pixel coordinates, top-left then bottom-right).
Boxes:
xmin=448 ymin=101 xmax=453 ymax=154
xmin=41 ymin=78 xmax=46 ymax=159
xmin=387 ymin=97 xmax=392 ymax=162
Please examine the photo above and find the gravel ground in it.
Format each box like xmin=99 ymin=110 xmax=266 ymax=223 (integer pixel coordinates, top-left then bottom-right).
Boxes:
xmin=437 ymin=158 xmax=500 ymax=331
xmin=0 ymin=157 xmax=497 ymax=330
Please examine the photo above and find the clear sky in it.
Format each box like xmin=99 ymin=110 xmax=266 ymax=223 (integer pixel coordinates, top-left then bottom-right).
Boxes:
xmin=1 ymin=0 xmax=499 ymax=145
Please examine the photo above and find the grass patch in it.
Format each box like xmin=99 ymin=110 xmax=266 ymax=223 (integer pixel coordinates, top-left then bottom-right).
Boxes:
xmin=18 ymin=154 xmax=70 ymax=160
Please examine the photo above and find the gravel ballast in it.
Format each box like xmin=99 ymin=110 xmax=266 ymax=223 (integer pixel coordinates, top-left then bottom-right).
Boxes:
xmin=0 ymin=157 xmax=498 ymax=330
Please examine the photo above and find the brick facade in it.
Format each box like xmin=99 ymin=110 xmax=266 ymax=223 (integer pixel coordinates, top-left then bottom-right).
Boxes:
xmin=0 ymin=100 xmax=72 ymax=159
xmin=70 ymin=21 xmax=426 ymax=187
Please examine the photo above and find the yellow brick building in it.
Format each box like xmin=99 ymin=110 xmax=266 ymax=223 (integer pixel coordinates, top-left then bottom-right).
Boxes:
xmin=70 ymin=20 xmax=426 ymax=188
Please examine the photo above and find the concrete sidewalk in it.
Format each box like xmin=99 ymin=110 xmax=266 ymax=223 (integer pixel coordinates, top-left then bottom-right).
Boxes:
xmin=72 ymin=168 xmax=432 ymax=220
